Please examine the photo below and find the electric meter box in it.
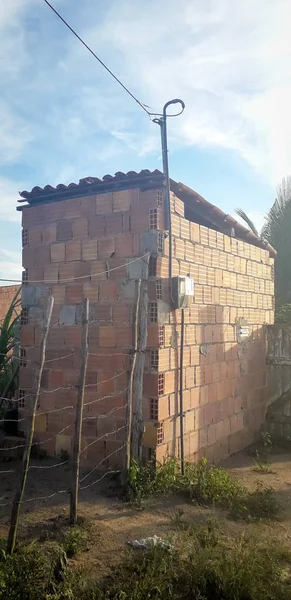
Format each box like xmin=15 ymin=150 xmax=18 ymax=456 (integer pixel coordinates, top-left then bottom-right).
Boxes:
xmin=172 ymin=276 xmax=195 ymax=309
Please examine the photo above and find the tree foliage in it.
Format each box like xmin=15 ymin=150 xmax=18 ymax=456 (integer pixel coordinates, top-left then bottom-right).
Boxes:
xmin=236 ymin=177 xmax=291 ymax=311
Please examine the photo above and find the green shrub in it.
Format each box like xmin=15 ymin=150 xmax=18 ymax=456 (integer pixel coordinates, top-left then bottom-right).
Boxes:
xmin=0 ymin=287 xmax=21 ymax=400
xmin=127 ymin=458 xmax=280 ymax=522
xmin=62 ymin=527 xmax=87 ymax=558
xmin=253 ymin=432 xmax=273 ymax=473
xmin=185 ymin=457 xmax=243 ymax=507
xmin=276 ymin=303 xmax=291 ymax=324
xmin=127 ymin=457 xmax=182 ymax=504
xmin=0 ymin=542 xmax=52 ymax=600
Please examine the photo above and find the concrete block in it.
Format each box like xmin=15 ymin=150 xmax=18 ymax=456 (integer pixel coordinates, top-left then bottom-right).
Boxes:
xmin=59 ymin=304 xmax=76 ymax=325
xmin=22 ymin=285 xmax=36 ymax=307
xmin=140 ymin=231 xmax=158 ymax=254
xmin=127 ymin=258 xmax=148 ymax=280
xmin=200 ymin=343 xmax=210 ymax=355
xmin=29 ymin=306 xmax=45 ymax=326
xmin=119 ymin=280 xmax=135 ymax=300
xmin=34 ymin=285 xmax=50 ymax=305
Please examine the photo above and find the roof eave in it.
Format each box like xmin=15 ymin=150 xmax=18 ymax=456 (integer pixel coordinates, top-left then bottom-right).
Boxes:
xmin=171 ymin=180 xmax=276 ymax=257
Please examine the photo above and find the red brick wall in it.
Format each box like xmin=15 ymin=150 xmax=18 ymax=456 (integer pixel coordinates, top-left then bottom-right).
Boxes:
xmin=19 ymin=188 xmax=165 ymax=466
xmin=154 ymin=193 xmax=274 ymax=464
xmin=19 ymin=185 xmax=274 ymax=466
xmin=0 ymin=285 xmax=20 ymax=323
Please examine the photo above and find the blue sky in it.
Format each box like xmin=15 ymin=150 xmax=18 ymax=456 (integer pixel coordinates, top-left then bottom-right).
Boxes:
xmin=1 ymin=0 xmax=290 ymax=282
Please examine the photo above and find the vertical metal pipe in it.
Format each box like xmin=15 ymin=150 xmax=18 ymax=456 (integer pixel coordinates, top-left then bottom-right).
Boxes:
xmin=160 ymin=115 xmax=170 ymax=231
xmin=179 ymin=308 xmax=185 ymax=475
xmin=154 ymin=99 xmax=185 ymax=305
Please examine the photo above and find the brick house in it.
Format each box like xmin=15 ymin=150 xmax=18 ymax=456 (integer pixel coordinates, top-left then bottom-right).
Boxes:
xmin=17 ymin=170 xmax=275 ymax=466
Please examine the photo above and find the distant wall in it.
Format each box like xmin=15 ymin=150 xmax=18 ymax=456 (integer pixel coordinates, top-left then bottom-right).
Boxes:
xmin=266 ymin=325 xmax=291 ymax=439
xmin=0 ymin=286 xmax=20 ymax=323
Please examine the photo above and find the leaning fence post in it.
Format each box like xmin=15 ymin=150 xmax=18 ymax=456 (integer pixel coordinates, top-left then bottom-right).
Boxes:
xmin=124 ymin=279 xmax=142 ymax=480
xmin=132 ymin=273 xmax=149 ymax=462
xmin=70 ymin=297 xmax=89 ymax=525
xmin=7 ymin=295 xmax=54 ymax=554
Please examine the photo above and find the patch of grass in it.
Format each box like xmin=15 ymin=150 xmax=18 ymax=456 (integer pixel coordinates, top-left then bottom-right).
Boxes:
xmin=0 ymin=541 xmax=53 ymax=600
xmin=1 ymin=523 xmax=291 ymax=599
xmin=61 ymin=526 xmax=87 ymax=558
xmin=230 ymin=482 xmax=280 ymax=521
xmin=93 ymin=526 xmax=291 ymax=600
xmin=127 ymin=457 xmax=280 ymax=522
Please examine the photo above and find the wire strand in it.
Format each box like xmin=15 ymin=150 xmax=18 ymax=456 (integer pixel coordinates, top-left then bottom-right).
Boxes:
xmin=42 ymin=0 xmax=151 ymax=117
xmin=79 ymin=444 xmax=125 ymax=484
xmin=0 ymin=254 xmax=150 ymax=285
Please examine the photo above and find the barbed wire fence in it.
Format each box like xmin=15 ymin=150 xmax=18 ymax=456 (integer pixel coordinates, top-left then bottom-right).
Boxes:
xmin=0 ymin=273 xmax=144 ymax=553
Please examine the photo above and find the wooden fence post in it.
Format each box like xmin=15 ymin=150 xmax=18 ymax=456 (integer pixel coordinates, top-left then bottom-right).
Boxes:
xmin=6 ymin=295 xmax=54 ymax=554
xmin=124 ymin=280 xmax=142 ymax=478
xmin=132 ymin=278 xmax=149 ymax=461
xmin=70 ymin=297 xmax=89 ymax=525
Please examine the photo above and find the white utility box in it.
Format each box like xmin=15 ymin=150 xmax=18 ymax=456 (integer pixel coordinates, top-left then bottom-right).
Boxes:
xmin=172 ymin=276 xmax=195 ymax=309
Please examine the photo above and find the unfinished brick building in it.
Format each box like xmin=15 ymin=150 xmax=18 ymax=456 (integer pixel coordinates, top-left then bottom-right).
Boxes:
xmin=17 ymin=170 xmax=275 ymax=466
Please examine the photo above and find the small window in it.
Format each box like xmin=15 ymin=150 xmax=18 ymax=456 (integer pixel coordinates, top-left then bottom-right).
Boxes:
xmin=157 ymin=422 xmax=164 ymax=445
xmin=158 ymin=326 xmax=165 ymax=347
xmin=158 ymin=373 xmax=165 ymax=395
xmin=19 ymin=389 xmax=26 ymax=409
xmin=21 ymin=308 xmax=29 ymax=326
xmin=20 ymin=348 xmax=27 ymax=368
xmin=149 ymin=256 xmax=157 ymax=277
xmin=156 ymin=280 xmax=162 ymax=300
xmin=150 ymin=398 xmax=158 ymax=420
xmin=149 ymin=302 xmax=158 ymax=323
xmin=22 ymin=269 xmax=28 ymax=285
xmin=149 ymin=208 xmax=158 ymax=230
xmin=157 ymin=190 xmax=163 ymax=207
xmin=157 ymin=232 xmax=164 ymax=254
xmin=150 ymin=349 xmax=159 ymax=369
xmin=22 ymin=229 xmax=28 ymax=247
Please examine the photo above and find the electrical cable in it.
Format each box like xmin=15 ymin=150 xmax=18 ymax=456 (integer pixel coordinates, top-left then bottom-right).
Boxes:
xmin=0 ymin=253 xmax=150 ymax=284
xmin=42 ymin=0 xmax=151 ymax=117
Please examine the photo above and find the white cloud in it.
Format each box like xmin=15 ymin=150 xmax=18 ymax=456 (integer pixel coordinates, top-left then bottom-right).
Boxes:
xmin=89 ymin=0 xmax=291 ymax=183
xmin=0 ymin=249 xmax=22 ymax=284
xmin=0 ymin=179 xmax=22 ymax=223
xmin=0 ymin=0 xmax=290 ymax=201
xmin=0 ymin=102 xmax=33 ymax=164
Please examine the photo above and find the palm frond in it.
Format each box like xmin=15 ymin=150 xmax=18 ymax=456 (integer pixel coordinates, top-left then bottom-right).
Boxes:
xmin=0 ymin=287 xmax=21 ymax=374
xmin=235 ymin=208 xmax=259 ymax=237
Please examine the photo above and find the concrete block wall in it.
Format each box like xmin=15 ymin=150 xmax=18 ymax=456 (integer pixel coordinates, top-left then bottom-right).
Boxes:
xmin=19 ymin=187 xmax=165 ymax=466
xmin=154 ymin=193 xmax=274 ymax=464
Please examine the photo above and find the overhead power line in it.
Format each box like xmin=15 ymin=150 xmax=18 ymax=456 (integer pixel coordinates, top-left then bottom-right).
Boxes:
xmin=42 ymin=0 xmax=151 ymax=117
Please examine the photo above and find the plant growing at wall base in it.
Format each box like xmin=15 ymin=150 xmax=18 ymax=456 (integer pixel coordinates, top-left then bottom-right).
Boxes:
xmin=253 ymin=432 xmax=273 ymax=473
xmin=127 ymin=458 xmax=280 ymax=522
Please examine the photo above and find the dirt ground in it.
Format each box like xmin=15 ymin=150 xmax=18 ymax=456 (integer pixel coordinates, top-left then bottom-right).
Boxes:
xmin=1 ymin=446 xmax=291 ymax=575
